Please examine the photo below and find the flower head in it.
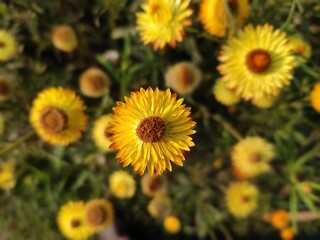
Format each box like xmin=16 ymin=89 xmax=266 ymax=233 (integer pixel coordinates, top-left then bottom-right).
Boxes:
xmin=29 ymin=87 xmax=88 ymax=145
xmin=0 ymin=30 xmax=17 ymax=61
xmin=136 ymin=0 xmax=193 ymax=50
xmin=213 ymin=80 xmax=241 ymax=106
xmin=84 ymin=199 xmax=114 ymax=232
xmin=199 ymin=0 xmax=250 ymax=37
xmin=79 ymin=68 xmax=111 ymax=98
xmin=231 ymin=136 xmax=275 ymax=177
xmin=231 ymin=163 xmax=255 ymax=180
xmin=0 ymin=161 xmax=16 ymax=190
xmin=310 ymin=82 xmax=320 ymax=112
xmin=280 ymin=227 xmax=294 ymax=240
xmin=92 ymin=114 xmax=114 ymax=152
xmin=218 ymin=24 xmax=296 ymax=100
xmin=141 ymin=173 xmax=167 ymax=197
xmin=57 ymin=201 xmax=94 ymax=240
xmin=109 ymin=171 xmax=136 ymax=199
xmin=52 ymin=25 xmax=78 ymax=52
xmin=251 ymin=95 xmax=277 ymax=109
xmin=148 ymin=195 xmax=172 ymax=219
xmin=289 ymin=35 xmax=311 ymax=62
xmin=165 ymin=62 xmax=202 ymax=95
xmin=109 ymin=87 xmax=196 ymax=175
xmin=226 ymin=181 xmax=258 ymax=218
xmin=0 ymin=76 xmax=13 ymax=101
xmin=163 ymin=215 xmax=181 ymax=234
xmin=269 ymin=209 xmax=290 ymax=229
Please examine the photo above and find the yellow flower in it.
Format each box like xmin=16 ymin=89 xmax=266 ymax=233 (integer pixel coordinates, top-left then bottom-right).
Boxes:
xmin=52 ymin=25 xmax=78 ymax=52
xmin=109 ymin=171 xmax=136 ymax=199
xmin=226 ymin=181 xmax=258 ymax=218
xmin=310 ymin=82 xmax=320 ymax=112
xmin=0 ymin=30 xmax=17 ymax=61
xmin=0 ymin=76 xmax=13 ymax=101
xmin=218 ymin=24 xmax=296 ymax=100
xmin=163 ymin=215 xmax=181 ymax=234
xmin=109 ymin=87 xmax=196 ymax=175
xmin=165 ymin=62 xmax=202 ymax=95
xmin=0 ymin=161 xmax=16 ymax=190
xmin=136 ymin=0 xmax=193 ymax=50
xmin=199 ymin=0 xmax=250 ymax=37
xmin=148 ymin=195 xmax=172 ymax=219
xmin=269 ymin=209 xmax=290 ymax=229
xmin=29 ymin=87 xmax=88 ymax=145
xmin=79 ymin=68 xmax=111 ymax=98
xmin=231 ymin=163 xmax=255 ymax=180
xmin=231 ymin=136 xmax=275 ymax=177
xmin=84 ymin=199 xmax=114 ymax=232
xmin=289 ymin=35 xmax=311 ymax=62
xmin=57 ymin=201 xmax=94 ymax=240
xmin=213 ymin=80 xmax=241 ymax=106
xmin=141 ymin=173 xmax=167 ymax=197
xmin=251 ymin=95 xmax=277 ymax=109
xmin=280 ymin=227 xmax=294 ymax=240
xmin=92 ymin=114 xmax=114 ymax=152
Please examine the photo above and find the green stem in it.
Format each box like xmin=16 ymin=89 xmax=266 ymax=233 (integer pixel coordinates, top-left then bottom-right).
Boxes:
xmin=219 ymin=224 xmax=233 ymax=240
xmin=0 ymin=130 xmax=35 ymax=156
xmin=281 ymin=0 xmax=297 ymax=31
xmin=223 ymin=0 xmax=236 ymax=36
xmin=212 ymin=114 xmax=243 ymax=141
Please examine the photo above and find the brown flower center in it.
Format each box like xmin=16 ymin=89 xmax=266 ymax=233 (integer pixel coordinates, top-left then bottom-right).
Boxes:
xmin=0 ymin=81 xmax=10 ymax=96
xmin=0 ymin=41 xmax=5 ymax=48
xmin=227 ymin=0 xmax=238 ymax=14
xmin=179 ymin=65 xmax=195 ymax=90
xmin=240 ymin=195 xmax=250 ymax=203
xmin=250 ymin=153 xmax=261 ymax=163
xmin=70 ymin=219 xmax=81 ymax=228
xmin=245 ymin=49 xmax=271 ymax=73
xmin=85 ymin=206 xmax=107 ymax=226
xmin=86 ymin=75 xmax=106 ymax=92
xmin=40 ymin=107 xmax=68 ymax=134
xmin=104 ymin=127 xmax=112 ymax=139
xmin=296 ymin=44 xmax=305 ymax=53
xmin=136 ymin=116 xmax=165 ymax=143
xmin=149 ymin=176 xmax=163 ymax=192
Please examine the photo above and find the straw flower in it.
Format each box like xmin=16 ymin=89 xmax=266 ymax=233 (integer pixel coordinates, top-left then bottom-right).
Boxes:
xmin=0 ymin=30 xmax=17 ymax=61
xmin=0 ymin=161 xmax=16 ymax=190
xmin=310 ymin=82 xmax=320 ymax=112
xmin=148 ymin=195 xmax=172 ymax=219
xmin=92 ymin=114 xmax=114 ymax=152
xmin=109 ymin=171 xmax=136 ymax=199
xmin=163 ymin=215 xmax=181 ymax=234
xmin=213 ymin=80 xmax=241 ymax=106
xmin=141 ymin=173 xmax=167 ymax=197
xmin=52 ymin=25 xmax=78 ymax=52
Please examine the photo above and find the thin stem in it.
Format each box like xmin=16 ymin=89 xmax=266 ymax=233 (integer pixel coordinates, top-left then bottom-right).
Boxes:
xmin=212 ymin=114 xmax=243 ymax=141
xmin=281 ymin=0 xmax=297 ymax=31
xmin=219 ymin=224 xmax=234 ymax=240
xmin=0 ymin=130 xmax=35 ymax=156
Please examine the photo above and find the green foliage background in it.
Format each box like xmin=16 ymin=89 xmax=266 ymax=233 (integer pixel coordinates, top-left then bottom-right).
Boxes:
xmin=1 ymin=0 xmax=320 ymax=239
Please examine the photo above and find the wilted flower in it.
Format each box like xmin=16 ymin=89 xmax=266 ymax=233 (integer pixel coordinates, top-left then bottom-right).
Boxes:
xmin=52 ymin=25 xmax=78 ymax=52
xmin=141 ymin=173 xmax=167 ymax=197
xmin=148 ymin=195 xmax=172 ymax=219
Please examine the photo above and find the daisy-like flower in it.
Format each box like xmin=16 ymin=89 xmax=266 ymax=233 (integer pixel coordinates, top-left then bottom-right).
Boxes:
xmin=136 ymin=0 xmax=193 ymax=50
xmin=310 ymin=82 xmax=320 ymax=112
xmin=165 ymin=62 xmax=202 ymax=95
xmin=84 ymin=199 xmax=114 ymax=232
xmin=280 ymin=227 xmax=294 ymax=240
xmin=218 ymin=24 xmax=296 ymax=100
xmin=231 ymin=163 xmax=255 ymax=180
xmin=269 ymin=209 xmax=290 ymax=229
xmin=52 ymin=25 xmax=78 ymax=52
xmin=213 ymin=80 xmax=241 ymax=106
xmin=141 ymin=173 xmax=167 ymax=197
xmin=0 ymin=30 xmax=17 ymax=61
xmin=29 ymin=87 xmax=88 ymax=145
xmin=148 ymin=195 xmax=172 ymax=219
xmin=231 ymin=136 xmax=275 ymax=177
xmin=199 ymin=0 xmax=250 ymax=37
xmin=57 ymin=201 xmax=94 ymax=240
xmin=0 ymin=76 xmax=13 ymax=101
xmin=163 ymin=215 xmax=181 ymax=234
xmin=288 ymin=35 xmax=311 ymax=62
xmin=92 ymin=114 xmax=114 ymax=152
xmin=0 ymin=161 xmax=16 ymax=190
xmin=109 ymin=171 xmax=136 ymax=199
xmin=226 ymin=181 xmax=258 ymax=218
xmin=79 ymin=68 xmax=111 ymax=98
xmin=108 ymin=87 xmax=196 ymax=175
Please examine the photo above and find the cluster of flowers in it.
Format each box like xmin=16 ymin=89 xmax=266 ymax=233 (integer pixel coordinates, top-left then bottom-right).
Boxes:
xmin=58 ymin=170 xmax=180 ymax=239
